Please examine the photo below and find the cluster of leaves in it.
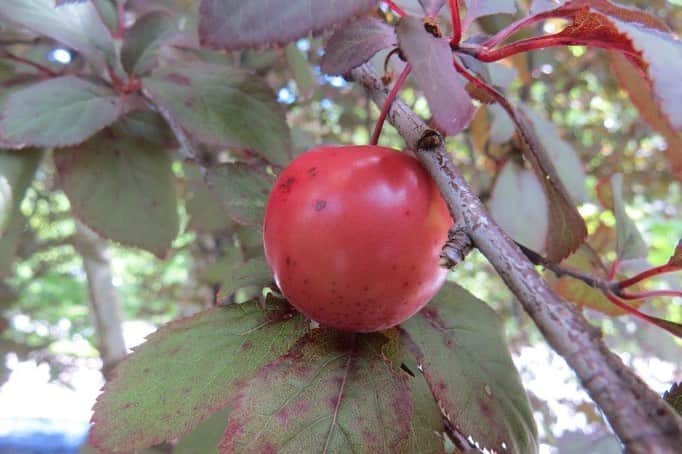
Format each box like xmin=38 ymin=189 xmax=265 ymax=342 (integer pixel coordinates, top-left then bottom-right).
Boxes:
xmin=0 ymin=0 xmax=679 ymax=452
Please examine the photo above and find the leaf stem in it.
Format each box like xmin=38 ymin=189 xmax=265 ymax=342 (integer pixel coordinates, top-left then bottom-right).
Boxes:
xmin=370 ymin=63 xmax=411 ymax=146
xmin=618 ymin=289 xmax=682 ymax=301
xmin=618 ymin=264 xmax=682 ymax=289
xmin=470 ymin=34 xmax=638 ymax=62
xmin=449 ymin=0 xmax=462 ymax=45
xmin=384 ymin=0 xmax=407 ymax=17
xmin=605 ymin=292 xmax=682 ymax=338
xmin=482 ymin=14 xmax=546 ymax=48
xmin=0 ymin=48 xmax=57 ymax=76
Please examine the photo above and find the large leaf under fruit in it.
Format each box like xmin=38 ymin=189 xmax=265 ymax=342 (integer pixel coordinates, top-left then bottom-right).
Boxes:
xmin=221 ymin=330 xmax=413 ymax=453
xmin=401 ymin=283 xmax=538 ymax=454
xmin=90 ymin=301 xmax=307 ymax=452
xmin=199 ymin=0 xmax=379 ymax=50
xmin=54 ymin=133 xmax=179 ymax=258
xmin=0 ymin=77 xmax=129 ymax=148
xmin=144 ymin=62 xmax=292 ymax=166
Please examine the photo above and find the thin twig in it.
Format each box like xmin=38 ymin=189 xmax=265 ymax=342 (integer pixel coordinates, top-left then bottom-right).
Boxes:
xmin=350 ymin=63 xmax=682 ymax=453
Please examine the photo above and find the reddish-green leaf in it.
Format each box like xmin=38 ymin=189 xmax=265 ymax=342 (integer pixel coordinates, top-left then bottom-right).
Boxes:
xmin=401 ymin=283 xmax=538 ymax=454
xmin=175 ymin=408 xmax=232 ymax=454
xmin=464 ymin=0 xmax=517 ymax=22
xmin=206 ymin=163 xmax=275 ymax=226
xmin=218 ymin=257 xmax=273 ymax=300
xmin=0 ymin=0 xmax=120 ymax=71
xmin=0 ymin=77 xmax=130 ymax=148
xmin=221 ymin=330 xmax=413 ymax=453
xmin=532 ymin=0 xmax=682 ymax=130
xmin=397 ymin=16 xmax=475 ymax=135
xmin=285 ymin=44 xmax=316 ymax=100
xmin=0 ymin=149 xmax=42 ymax=276
xmin=321 ymin=16 xmax=397 ymax=76
xmin=488 ymin=160 xmax=549 ymax=252
xmin=610 ymin=52 xmax=682 ymax=180
xmin=55 ymin=132 xmax=179 ymax=258
xmin=90 ymin=301 xmax=308 ymax=452
xmin=121 ymin=11 xmax=187 ymax=76
xmin=199 ymin=0 xmax=379 ymax=50
xmin=184 ymin=163 xmax=235 ymax=232
xmin=144 ymin=62 xmax=292 ymax=166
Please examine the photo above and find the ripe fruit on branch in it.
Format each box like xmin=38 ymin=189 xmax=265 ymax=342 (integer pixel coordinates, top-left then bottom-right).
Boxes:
xmin=263 ymin=145 xmax=452 ymax=332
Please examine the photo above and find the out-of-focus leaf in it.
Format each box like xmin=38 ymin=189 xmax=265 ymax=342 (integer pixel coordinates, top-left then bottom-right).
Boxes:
xmin=0 ymin=77 xmax=129 ymax=148
xmin=0 ymin=0 xmax=120 ymax=71
xmin=610 ymin=52 xmax=682 ymax=180
xmin=218 ymin=257 xmax=273 ymax=299
xmin=597 ymin=174 xmax=647 ymax=260
xmin=220 ymin=330 xmax=412 ymax=453
xmin=199 ymin=0 xmax=379 ymax=50
xmin=488 ymin=160 xmax=549 ymax=252
xmin=418 ymin=0 xmax=446 ymax=15
xmin=90 ymin=301 xmax=307 ymax=452
xmin=321 ymin=17 xmax=396 ymax=76
xmin=144 ymin=62 xmax=292 ymax=166
xmin=55 ymin=133 xmax=179 ymax=258
xmin=184 ymin=163 xmax=235 ymax=232
xmin=530 ymin=0 xmax=562 ymax=14
xmin=464 ymin=0 xmax=517 ymax=22
xmin=397 ymin=16 xmax=475 ymax=135
xmin=111 ymin=110 xmax=174 ymax=146
xmin=521 ymin=106 xmax=588 ymax=204
xmin=285 ymin=44 xmax=315 ymax=100
xmin=0 ymin=149 xmax=41 ymax=276
xmin=121 ymin=11 xmax=185 ymax=76
xmin=531 ymin=0 xmax=682 ymax=129
xmin=401 ymin=283 xmax=538 ymax=454
xmin=206 ymin=163 xmax=274 ymax=226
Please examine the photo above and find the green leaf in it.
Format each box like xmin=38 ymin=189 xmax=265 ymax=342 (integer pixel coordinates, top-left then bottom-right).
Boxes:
xmin=0 ymin=0 xmax=119 ymax=71
xmin=401 ymin=283 xmax=538 ymax=454
xmin=206 ymin=163 xmax=274 ymax=226
xmin=488 ymin=160 xmax=549 ymax=252
xmin=285 ymin=43 xmax=315 ymax=100
xmin=0 ymin=149 xmax=42 ymax=276
xmin=121 ymin=11 xmax=184 ymax=76
xmin=54 ymin=132 xmax=179 ymax=257
xmin=199 ymin=0 xmax=379 ymax=50
xmin=175 ymin=408 xmax=232 ymax=454
xmin=0 ymin=77 xmax=129 ymax=148
xmin=218 ymin=257 xmax=272 ymax=299
xmin=184 ymin=163 xmax=235 ymax=232
xmin=221 ymin=330 xmax=413 ymax=453
xmin=605 ymin=174 xmax=648 ymax=260
xmin=90 ymin=301 xmax=308 ymax=452
xmin=143 ymin=62 xmax=292 ymax=166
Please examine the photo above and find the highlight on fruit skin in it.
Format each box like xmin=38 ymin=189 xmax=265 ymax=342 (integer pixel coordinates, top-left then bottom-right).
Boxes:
xmin=263 ymin=145 xmax=452 ymax=332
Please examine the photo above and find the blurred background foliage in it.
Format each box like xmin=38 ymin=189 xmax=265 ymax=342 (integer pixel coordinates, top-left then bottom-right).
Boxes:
xmin=0 ymin=0 xmax=680 ymax=451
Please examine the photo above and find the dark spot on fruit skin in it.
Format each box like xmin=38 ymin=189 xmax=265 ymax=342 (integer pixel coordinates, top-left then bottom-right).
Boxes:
xmin=314 ymin=199 xmax=327 ymax=211
xmin=303 ymin=278 xmax=309 ymax=284
xmin=363 ymin=285 xmax=369 ymax=292
xmin=402 ymin=281 xmax=409 ymax=288
xmin=308 ymin=166 xmax=318 ymax=177
xmin=404 ymin=209 xmax=411 ymax=217
xmin=279 ymin=176 xmax=296 ymax=194
xmin=285 ymin=256 xmax=291 ymax=267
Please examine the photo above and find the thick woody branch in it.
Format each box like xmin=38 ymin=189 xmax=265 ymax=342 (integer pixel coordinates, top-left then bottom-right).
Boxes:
xmin=350 ymin=63 xmax=682 ymax=453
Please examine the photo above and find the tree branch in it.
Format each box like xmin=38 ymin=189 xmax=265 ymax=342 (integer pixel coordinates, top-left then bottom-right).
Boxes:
xmin=350 ymin=63 xmax=682 ymax=453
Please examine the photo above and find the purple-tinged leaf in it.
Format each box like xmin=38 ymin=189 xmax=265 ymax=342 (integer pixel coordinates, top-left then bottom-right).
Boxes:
xmin=199 ymin=0 xmax=379 ymax=50
xmin=90 ymin=301 xmax=308 ymax=452
xmin=321 ymin=16 xmax=397 ymax=76
xmin=397 ymin=16 xmax=475 ymax=135
xmin=143 ymin=62 xmax=292 ymax=166
xmin=55 ymin=130 xmax=179 ymax=258
xmin=401 ymin=283 xmax=538 ymax=454
xmin=221 ymin=330 xmax=412 ymax=453
xmin=418 ymin=0 xmax=447 ymax=16
xmin=0 ymin=0 xmax=120 ymax=71
xmin=464 ymin=0 xmax=517 ymax=22
xmin=488 ymin=161 xmax=549 ymax=252
xmin=0 ymin=77 xmax=130 ymax=148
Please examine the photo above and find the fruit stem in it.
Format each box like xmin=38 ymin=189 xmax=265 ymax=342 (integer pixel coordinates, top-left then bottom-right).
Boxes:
xmin=449 ymin=0 xmax=462 ymax=45
xmin=385 ymin=0 xmax=407 ymax=17
xmin=370 ymin=63 xmax=411 ymax=146
xmin=618 ymin=264 xmax=682 ymax=289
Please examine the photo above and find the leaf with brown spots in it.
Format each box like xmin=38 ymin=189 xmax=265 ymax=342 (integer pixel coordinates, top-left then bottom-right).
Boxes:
xmin=90 ymin=301 xmax=307 ymax=452
xmin=220 ymin=330 xmax=414 ymax=453
xmin=401 ymin=283 xmax=538 ymax=454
